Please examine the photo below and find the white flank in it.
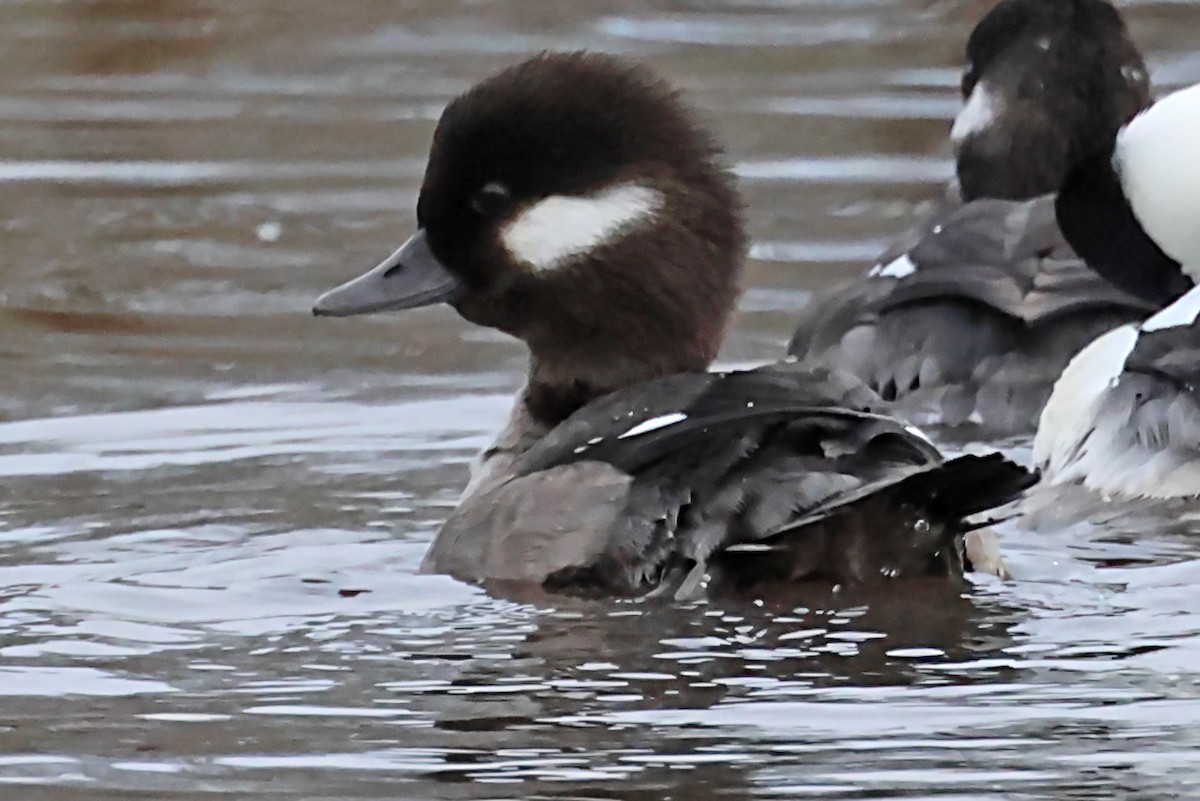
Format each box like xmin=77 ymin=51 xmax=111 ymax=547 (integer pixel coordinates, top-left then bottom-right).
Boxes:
xmin=501 ymin=183 xmax=663 ymax=272
xmin=950 ymin=81 xmax=1002 ymax=145
xmin=870 ymin=253 xmax=917 ymax=279
xmin=1142 ymin=284 xmax=1200 ymax=332
xmin=1115 ymin=82 xmax=1200 ymax=279
xmin=617 ymin=412 xmax=688 ymax=440
xmin=1034 ymin=324 xmax=1139 ymax=475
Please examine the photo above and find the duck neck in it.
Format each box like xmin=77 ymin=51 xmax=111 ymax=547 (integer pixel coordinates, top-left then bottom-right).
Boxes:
xmin=522 ymin=368 xmax=608 ymax=428
xmin=517 ymin=281 xmax=735 ymax=427
xmin=1055 ymin=149 xmax=1190 ymax=307
xmin=521 ymin=344 xmax=714 ymax=428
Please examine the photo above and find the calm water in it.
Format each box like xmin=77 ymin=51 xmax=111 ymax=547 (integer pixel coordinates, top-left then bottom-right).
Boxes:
xmin=3 ymin=1 xmax=1200 ymax=798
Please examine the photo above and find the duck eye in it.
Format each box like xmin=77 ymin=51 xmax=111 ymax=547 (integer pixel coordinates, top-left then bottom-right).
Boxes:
xmin=471 ymin=182 xmax=512 ymax=217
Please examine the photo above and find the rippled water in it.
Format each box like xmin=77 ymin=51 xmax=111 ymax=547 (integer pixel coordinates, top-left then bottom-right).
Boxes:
xmin=4 ymin=1 xmax=1200 ymax=797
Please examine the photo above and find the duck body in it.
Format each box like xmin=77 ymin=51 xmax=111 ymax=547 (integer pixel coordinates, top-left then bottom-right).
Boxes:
xmin=790 ymin=196 xmax=1153 ymax=432
xmin=788 ymin=0 xmax=1153 ymax=435
xmin=425 ymin=362 xmax=1031 ymax=596
xmin=314 ymin=52 xmax=1033 ymax=597
xmin=1035 ymin=82 xmax=1200 ymax=499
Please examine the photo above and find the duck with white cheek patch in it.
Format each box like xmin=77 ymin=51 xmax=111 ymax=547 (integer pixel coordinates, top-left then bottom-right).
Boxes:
xmin=1035 ymin=82 xmax=1200 ymax=500
xmin=314 ymin=53 xmax=1034 ymax=599
xmin=788 ymin=0 xmax=1156 ymax=436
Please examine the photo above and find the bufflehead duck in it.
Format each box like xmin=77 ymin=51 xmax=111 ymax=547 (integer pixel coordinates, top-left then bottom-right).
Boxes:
xmin=313 ymin=53 xmax=1033 ymax=597
xmin=788 ymin=0 xmax=1153 ymax=434
xmin=1036 ymin=82 xmax=1200 ymax=498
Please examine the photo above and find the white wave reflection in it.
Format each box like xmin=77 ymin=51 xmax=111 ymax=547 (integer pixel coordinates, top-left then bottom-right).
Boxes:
xmin=0 ymin=395 xmax=508 ymax=476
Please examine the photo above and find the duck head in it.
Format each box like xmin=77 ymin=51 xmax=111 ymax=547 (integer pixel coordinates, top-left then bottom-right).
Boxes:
xmin=314 ymin=52 xmax=747 ymax=424
xmin=953 ymin=0 xmax=1151 ymax=201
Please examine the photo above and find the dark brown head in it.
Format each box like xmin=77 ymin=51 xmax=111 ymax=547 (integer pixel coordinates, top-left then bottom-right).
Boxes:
xmin=953 ymin=0 xmax=1151 ymax=201
xmin=314 ymin=52 xmax=746 ymax=423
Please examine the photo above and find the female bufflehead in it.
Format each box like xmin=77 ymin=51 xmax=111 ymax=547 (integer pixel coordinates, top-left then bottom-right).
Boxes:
xmin=1036 ymin=82 xmax=1200 ymax=498
xmin=788 ymin=0 xmax=1153 ymax=434
xmin=314 ymin=53 xmax=1033 ymax=597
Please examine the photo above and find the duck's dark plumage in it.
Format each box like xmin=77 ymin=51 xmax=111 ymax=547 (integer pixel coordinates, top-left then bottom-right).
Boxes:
xmin=1056 ymin=150 xmax=1192 ymax=308
xmin=788 ymin=0 xmax=1153 ymax=435
xmin=425 ymin=363 xmax=1034 ymax=596
xmin=1124 ymin=325 xmax=1200 ymax=397
xmin=315 ymin=52 xmax=1034 ymax=597
xmin=956 ymin=0 xmax=1150 ymax=201
xmin=789 ymin=197 xmax=1153 ymax=431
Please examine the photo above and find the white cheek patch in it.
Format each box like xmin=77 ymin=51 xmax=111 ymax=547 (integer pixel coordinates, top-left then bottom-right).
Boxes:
xmin=951 ymin=81 xmax=1002 ymax=145
xmin=501 ymin=183 xmax=664 ymax=272
xmin=1141 ymin=284 xmax=1200 ymax=332
xmin=1115 ymin=83 xmax=1200 ymax=279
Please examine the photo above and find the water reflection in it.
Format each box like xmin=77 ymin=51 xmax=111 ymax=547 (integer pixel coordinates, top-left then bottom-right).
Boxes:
xmin=55 ymin=0 xmax=219 ymax=75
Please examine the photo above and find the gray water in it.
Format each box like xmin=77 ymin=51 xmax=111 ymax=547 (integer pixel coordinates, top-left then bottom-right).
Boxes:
xmin=3 ymin=1 xmax=1200 ymax=798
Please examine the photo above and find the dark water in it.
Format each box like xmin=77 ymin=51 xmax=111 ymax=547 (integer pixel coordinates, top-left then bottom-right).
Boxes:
xmin=3 ymin=1 xmax=1200 ymax=798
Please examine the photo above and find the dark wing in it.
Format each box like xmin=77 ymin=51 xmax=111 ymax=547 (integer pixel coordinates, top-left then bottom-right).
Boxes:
xmin=515 ymin=361 xmax=892 ymax=474
xmin=1110 ymin=323 xmax=1200 ymax=462
xmin=789 ymin=196 xmax=1154 ymax=433
xmin=1126 ymin=324 xmax=1200 ymax=399
xmin=509 ymin=363 xmax=1032 ymax=596
xmin=880 ymin=197 xmax=1148 ymax=321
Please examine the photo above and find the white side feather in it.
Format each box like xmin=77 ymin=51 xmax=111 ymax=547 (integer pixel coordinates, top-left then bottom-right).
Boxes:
xmin=1034 ymin=324 xmax=1139 ymax=479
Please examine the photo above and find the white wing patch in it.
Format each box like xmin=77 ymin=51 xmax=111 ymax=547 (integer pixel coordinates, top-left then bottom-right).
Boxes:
xmin=951 ymin=81 xmax=1002 ymax=145
xmin=1121 ymin=64 xmax=1147 ymax=88
xmin=869 ymin=253 xmax=917 ymax=279
xmin=617 ymin=412 xmax=688 ymax=440
xmin=1141 ymin=284 xmax=1200 ymax=332
xmin=1115 ymin=82 xmax=1200 ymax=279
xmin=501 ymin=183 xmax=663 ymax=272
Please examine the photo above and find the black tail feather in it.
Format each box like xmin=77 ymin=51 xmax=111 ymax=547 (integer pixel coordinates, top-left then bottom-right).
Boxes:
xmin=713 ymin=454 xmax=1036 ymax=589
xmin=907 ymin=454 xmax=1039 ymax=520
